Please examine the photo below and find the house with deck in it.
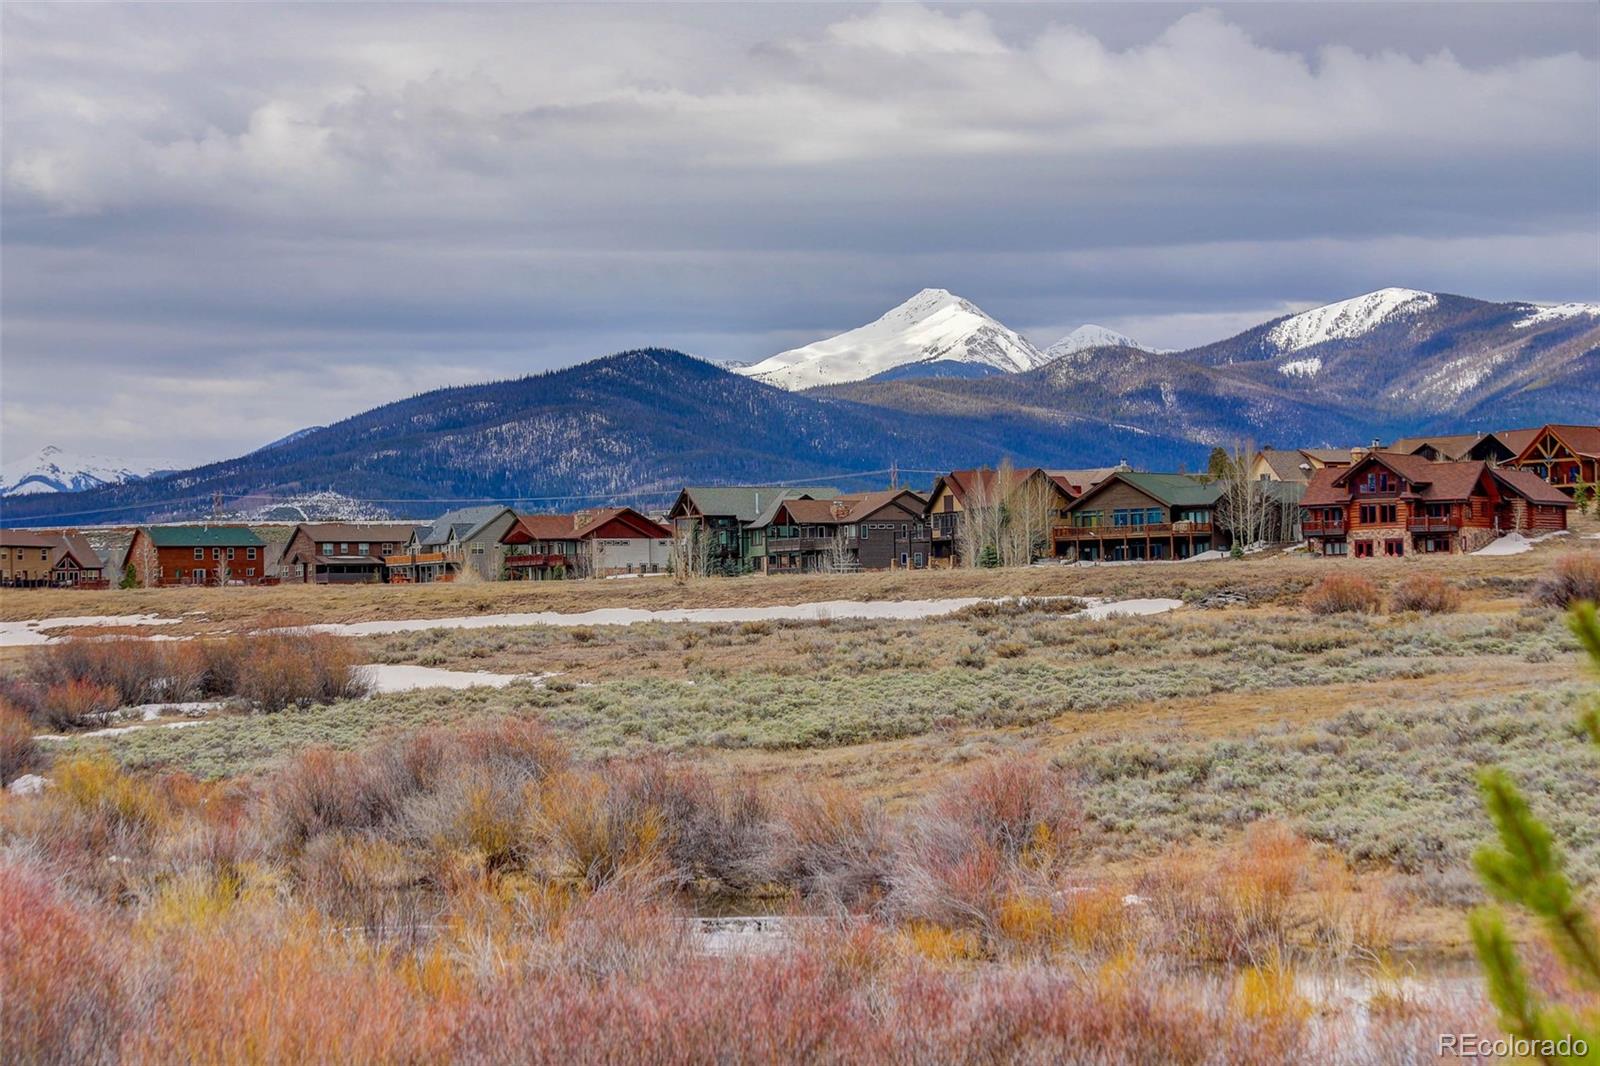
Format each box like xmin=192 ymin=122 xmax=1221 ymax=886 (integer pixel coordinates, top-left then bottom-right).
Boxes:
xmin=665 ymin=486 xmax=839 ymax=574
xmin=746 ymin=489 xmax=930 ymax=573
xmin=385 ymin=506 xmax=517 ymax=582
xmin=280 ymin=523 xmax=422 ymax=584
xmin=125 ymin=525 xmax=268 ymax=587
xmin=1054 ymin=473 xmax=1225 ymax=562
xmin=501 ymin=507 xmax=674 ymax=579
xmin=924 ymin=466 xmax=1116 ymax=564
xmin=1299 ymin=453 xmax=1571 ymax=558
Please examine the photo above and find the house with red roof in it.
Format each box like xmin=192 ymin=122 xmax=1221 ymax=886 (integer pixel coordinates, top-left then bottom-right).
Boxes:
xmin=1299 ymin=452 xmax=1571 ymax=558
xmin=1503 ymin=424 xmax=1600 ymax=496
xmin=745 ymin=489 xmax=930 ymax=573
xmin=500 ymin=507 xmax=673 ymax=579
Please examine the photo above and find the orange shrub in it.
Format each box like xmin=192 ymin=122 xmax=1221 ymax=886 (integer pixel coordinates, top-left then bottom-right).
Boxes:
xmin=1532 ymin=552 xmax=1600 ymax=607
xmin=1388 ymin=574 xmax=1461 ymax=614
xmin=0 ymin=699 xmax=39 ymax=785
xmin=41 ymin=679 xmax=120 ymax=730
xmin=1302 ymin=573 xmax=1381 ymax=615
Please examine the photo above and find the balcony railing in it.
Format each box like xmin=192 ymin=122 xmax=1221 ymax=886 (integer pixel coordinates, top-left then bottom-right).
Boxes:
xmin=766 ymin=536 xmax=843 ymax=553
xmin=1406 ymin=518 xmax=1462 ymax=533
xmin=1051 ymin=521 xmax=1211 ymax=540
xmin=1302 ymin=518 xmax=1345 ymax=535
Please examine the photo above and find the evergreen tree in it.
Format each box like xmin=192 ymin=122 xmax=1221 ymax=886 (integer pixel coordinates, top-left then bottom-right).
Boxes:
xmin=1206 ymin=446 xmax=1231 ymax=481
xmin=1470 ymin=603 xmax=1600 ymax=1062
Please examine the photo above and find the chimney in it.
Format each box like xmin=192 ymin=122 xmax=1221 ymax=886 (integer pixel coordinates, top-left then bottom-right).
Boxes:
xmin=1371 ymin=438 xmax=1381 ymax=450
xmin=830 ymin=499 xmax=849 ymax=519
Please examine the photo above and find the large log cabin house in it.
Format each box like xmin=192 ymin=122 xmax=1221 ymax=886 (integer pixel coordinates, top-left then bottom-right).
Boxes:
xmin=1299 ymin=452 xmax=1571 ymax=558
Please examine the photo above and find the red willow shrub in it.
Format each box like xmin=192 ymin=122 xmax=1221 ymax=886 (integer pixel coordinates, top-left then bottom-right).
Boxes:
xmin=1301 ymin=574 xmax=1382 ymax=615
xmin=0 ymin=699 xmax=41 ymax=785
xmin=1388 ymin=574 xmax=1462 ymax=614
xmin=1532 ymin=552 xmax=1600 ymax=608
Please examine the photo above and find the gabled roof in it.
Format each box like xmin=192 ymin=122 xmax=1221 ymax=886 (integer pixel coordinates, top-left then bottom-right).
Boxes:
xmin=1388 ymin=434 xmax=1483 ymax=461
xmin=418 ymin=506 xmax=513 ymax=548
xmin=141 ymin=525 xmax=265 ymax=548
xmin=1066 ymin=472 xmax=1223 ymax=512
xmin=927 ymin=467 xmax=1044 ymax=508
xmin=0 ymin=529 xmax=61 ymax=549
xmin=751 ymin=489 xmax=927 ymax=530
xmin=1491 ymin=467 xmax=1577 ymax=506
xmin=672 ymin=486 xmax=839 ymax=523
xmin=1045 ymin=468 xmax=1119 ymax=496
xmin=1485 ymin=428 xmax=1541 ymax=456
xmin=1299 ymin=447 xmax=1355 ymax=465
xmin=1256 ymin=449 xmax=1315 ymax=481
xmin=1325 ymin=453 xmax=1492 ymax=503
xmin=1299 ymin=467 xmax=1347 ymax=508
xmin=292 ymin=523 xmax=420 ymax=543
xmin=507 ymin=507 xmax=673 ymax=544
xmin=1518 ymin=424 xmax=1600 ymax=460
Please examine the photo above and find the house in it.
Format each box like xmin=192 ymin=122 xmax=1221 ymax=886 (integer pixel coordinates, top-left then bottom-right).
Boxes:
xmin=0 ymin=529 xmax=107 ymax=588
xmin=385 ymin=506 xmax=517 ymax=582
xmin=280 ymin=523 xmax=422 ymax=584
xmin=1387 ymin=434 xmax=1485 ymax=463
xmin=1250 ymin=449 xmax=1317 ymax=483
xmin=1054 ymin=473 xmax=1225 ymax=562
xmin=1299 ymin=453 xmax=1572 ymax=558
xmin=125 ymin=525 xmax=268 ymax=587
xmin=747 ymin=489 xmax=930 ymax=573
xmin=665 ymin=486 xmax=839 ymax=574
xmin=1465 ymin=429 xmax=1539 ymax=466
xmin=1505 ymin=424 xmax=1600 ymax=495
xmin=1298 ymin=448 xmax=1355 ymax=471
xmin=924 ymin=466 xmax=1109 ymax=564
xmin=501 ymin=507 xmax=674 ymax=580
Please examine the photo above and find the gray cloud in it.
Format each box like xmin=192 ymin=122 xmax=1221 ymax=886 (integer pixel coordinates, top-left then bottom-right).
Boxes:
xmin=2 ymin=2 xmax=1596 ymax=465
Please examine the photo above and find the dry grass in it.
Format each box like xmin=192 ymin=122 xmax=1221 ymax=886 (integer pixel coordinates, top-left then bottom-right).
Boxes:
xmin=1389 ymin=574 xmax=1462 ymax=614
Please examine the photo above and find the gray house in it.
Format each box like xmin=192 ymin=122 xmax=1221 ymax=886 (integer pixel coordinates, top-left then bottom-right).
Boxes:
xmin=389 ymin=505 xmax=518 ymax=582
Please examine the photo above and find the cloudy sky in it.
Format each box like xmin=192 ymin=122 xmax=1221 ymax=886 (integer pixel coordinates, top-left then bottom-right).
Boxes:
xmin=3 ymin=2 xmax=1597 ymax=468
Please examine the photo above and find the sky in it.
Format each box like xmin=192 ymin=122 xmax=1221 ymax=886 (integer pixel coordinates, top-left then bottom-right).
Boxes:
xmin=3 ymin=2 xmax=1597 ymax=469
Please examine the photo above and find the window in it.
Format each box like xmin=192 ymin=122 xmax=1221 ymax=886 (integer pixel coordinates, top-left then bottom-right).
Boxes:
xmin=247 ymin=547 xmax=257 ymax=560
xmin=194 ymin=548 xmax=205 ymax=560
xmin=1074 ymin=511 xmax=1102 ymax=528
xmin=40 ymin=549 xmax=49 ymax=561
xmin=860 ymin=526 xmax=868 ymax=539
xmin=227 ymin=548 xmax=235 ymax=560
xmin=321 ymin=543 xmax=333 ymax=554
xmin=1323 ymin=541 xmax=1348 ymax=556
xmin=173 ymin=568 xmax=183 ymax=579
xmin=1383 ymin=539 xmax=1404 ymax=557
xmin=358 ymin=543 xmax=369 ymax=554
xmin=340 ymin=543 xmax=349 ymax=553
xmin=212 ymin=547 xmax=221 ymax=560
xmin=470 ymin=546 xmax=484 ymax=555
xmin=1353 ymin=541 xmax=1374 ymax=558
xmin=246 ymin=568 xmax=256 ymax=577
xmin=914 ymin=552 xmax=924 ymax=567
xmin=1358 ymin=504 xmax=1397 ymax=524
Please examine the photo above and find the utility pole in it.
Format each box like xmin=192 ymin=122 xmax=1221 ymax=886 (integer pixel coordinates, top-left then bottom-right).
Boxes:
xmin=889 ymin=460 xmax=899 ymax=490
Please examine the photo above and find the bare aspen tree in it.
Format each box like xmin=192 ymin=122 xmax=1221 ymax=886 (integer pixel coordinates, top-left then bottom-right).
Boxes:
xmin=824 ymin=527 xmax=854 ymax=573
xmin=669 ymin=521 xmax=709 ymax=582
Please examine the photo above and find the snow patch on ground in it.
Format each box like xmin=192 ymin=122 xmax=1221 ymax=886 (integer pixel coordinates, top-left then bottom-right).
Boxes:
xmin=1266 ymin=288 xmax=1436 ymax=353
xmin=1079 ymin=598 xmax=1183 ymax=620
xmin=0 ymin=614 xmax=181 ymax=648
xmin=1277 ymin=357 xmax=1323 ymax=378
xmin=1471 ymin=530 xmax=1571 ymax=557
xmin=1513 ymin=302 xmax=1600 ymax=329
xmin=362 ymin=664 xmax=552 ymax=693
xmin=37 ymin=720 xmax=213 ymax=741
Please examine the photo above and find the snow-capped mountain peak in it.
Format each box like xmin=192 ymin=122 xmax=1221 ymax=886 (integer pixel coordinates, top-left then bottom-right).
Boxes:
xmin=1265 ymin=287 xmax=1438 ymax=354
xmin=1042 ymin=324 xmax=1160 ymax=360
xmin=1513 ymin=302 xmax=1600 ymax=329
xmin=1 ymin=444 xmax=159 ymax=497
xmin=735 ymin=288 xmax=1049 ymax=390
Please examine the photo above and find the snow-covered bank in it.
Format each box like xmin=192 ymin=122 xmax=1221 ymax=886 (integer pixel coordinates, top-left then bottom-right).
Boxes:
xmin=363 ymin=664 xmax=550 ymax=693
xmin=1471 ymin=530 xmax=1570 ymax=557
xmin=0 ymin=613 xmax=181 ymax=648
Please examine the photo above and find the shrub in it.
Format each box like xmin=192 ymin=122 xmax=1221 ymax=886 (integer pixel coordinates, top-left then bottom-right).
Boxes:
xmin=767 ymin=785 xmax=893 ymax=908
xmin=1302 ymin=574 xmax=1381 ymax=615
xmin=1531 ymin=552 xmax=1600 ymax=608
xmin=1389 ymin=574 xmax=1461 ymax=614
xmin=40 ymin=680 xmax=120 ymax=731
xmin=0 ymin=700 xmax=40 ymax=785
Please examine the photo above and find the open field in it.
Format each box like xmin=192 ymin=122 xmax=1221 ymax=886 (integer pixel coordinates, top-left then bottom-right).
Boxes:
xmin=4 ymin=537 xmax=1598 ymax=1061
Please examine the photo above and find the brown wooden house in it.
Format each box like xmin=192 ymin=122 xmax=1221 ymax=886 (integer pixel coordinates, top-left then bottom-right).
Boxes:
xmin=924 ymin=467 xmax=1114 ymax=564
xmin=1299 ymin=452 xmax=1571 ymax=558
xmin=126 ymin=525 xmax=268 ymax=587
xmin=1054 ymin=472 xmax=1224 ymax=562
xmin=747 ymin=489 xmax=930 ymax=573
xmin=280 ymin=523 xmax=421 ymax=584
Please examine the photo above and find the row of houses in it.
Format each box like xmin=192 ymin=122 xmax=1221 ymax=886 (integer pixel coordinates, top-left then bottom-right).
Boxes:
xmin=3 ymin=422 xmax=1592 ymax=588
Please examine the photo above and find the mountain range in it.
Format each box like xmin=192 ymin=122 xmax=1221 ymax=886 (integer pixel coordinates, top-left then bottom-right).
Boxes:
xmin=1 ymin=445 xmax=162 ymax=497
xmin=1 ymin=286 xmax=1595 ymax=525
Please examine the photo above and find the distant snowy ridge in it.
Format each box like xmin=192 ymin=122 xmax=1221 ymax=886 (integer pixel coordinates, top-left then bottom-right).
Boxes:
xmin=1266 ymin=288 xmax=1438 ymax=353
xmin=1513 ymin=302 xmax=1600 ymax=329
xmin=736 ymin=288 xmax=1049 ymax=390
xmin=2 ymin=445 xmax=158 ymax=497
xmin=1043 ymin=324 xmax=1165 ymax=360
xmin=1277 ymin=357 xmax=1323 ymax=379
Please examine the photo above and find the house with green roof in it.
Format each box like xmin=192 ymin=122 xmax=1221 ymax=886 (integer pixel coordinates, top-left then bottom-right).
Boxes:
xmin=126 ymin=524 xmax=269 ymax=587
xmin=1055 ymin=472 xmax=1226 ymax=562
xmin=665 ymin=486 xmax=840 ymax=574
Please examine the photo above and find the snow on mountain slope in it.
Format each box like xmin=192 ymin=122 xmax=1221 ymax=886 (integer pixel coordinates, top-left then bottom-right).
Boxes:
xmin=1265 ymin=288 xmax=1438 ymax=353
xmin=1042 ymin=324 xmax=1162 ymax=360
xmin=1513 ymin=302 xmax=1600 ymax=329
xmin=736 ymin=289 xmax=1048 ymax=390
xmin=1 ymin=445 xmax=157 ymax=497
